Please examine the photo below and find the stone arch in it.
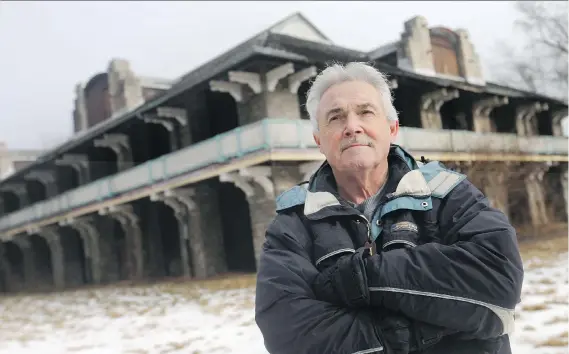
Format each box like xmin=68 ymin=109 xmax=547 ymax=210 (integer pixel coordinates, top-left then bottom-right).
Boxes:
xmin=0 ymin=191 xmax=19 ymax=214
xmin=0 ymin=183 xmax=28 ymax=211
xmin=219 ymin=166 xmax=276 ymax=271
xmin=99 ymin=204 xmax=143 ymax=281
xmin=29 ymin=234 xmax=52 ymax=291
xmin=515 ymin=102 xmax=549 ymax=136
xmin=2 ymin=240 xmax=25 ymax=292
xmin=60 ymin=217 xmax=102 ymax=285
xmin=59 ymin=226 xmax=88 ymax=288
xmin=542 ymin=163 xmax=567 ymax=223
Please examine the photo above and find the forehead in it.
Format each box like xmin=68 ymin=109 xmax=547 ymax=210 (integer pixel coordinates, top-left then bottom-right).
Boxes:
xmin=318 ymin=80 xmax=381 ymax=112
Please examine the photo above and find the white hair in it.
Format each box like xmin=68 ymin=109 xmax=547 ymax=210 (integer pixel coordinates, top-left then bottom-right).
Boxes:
xmin=305 ymin=62 xmax=399 ymax=133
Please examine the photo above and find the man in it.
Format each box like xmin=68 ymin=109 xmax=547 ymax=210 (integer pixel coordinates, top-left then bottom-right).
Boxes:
xmin=255 ymin=62 xmax=524 ymax=354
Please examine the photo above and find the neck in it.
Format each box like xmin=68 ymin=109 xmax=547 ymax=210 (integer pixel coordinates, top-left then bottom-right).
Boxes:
xmin=334 ymin=162 xmax=389 ymax=205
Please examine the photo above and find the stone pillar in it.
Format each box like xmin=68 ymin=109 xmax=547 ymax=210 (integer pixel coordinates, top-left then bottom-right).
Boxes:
xmin=73 ymin=82 xmax=89 ymax=133
xmin=420 ymin=88 xmax=459 ymax=130
xmin=552 ymin=109 xmax=568 ymax=137
xmin=397 ymin=16 xmax=436 ymax=76
xmin=94 ymin=134 xmax=133 ymax=171
xmin=525 ymin=165 xmax=549 ymax=226
xmin=107 ymin=59 xmax=144 ymax=116
xmin=561 ymin=165 xmax=568 ymax=217
xmin=139 ymin=107 xmax=188 ymax=152
xmin=99 ymin=204 xmax=143 ymax=281
xmin=150 ymin=188 xmax=196 ymax=278
xmin=24 ymin=170 xmax=58 ymax=198
xmin=209 ymin=63 xmax=317 ymax=124
xmin=454 ymin=29 xmax=485 ymax=85
xmin=36 ymin=227 xmax=65 ymax=290
xmin=516 ymin=103 xmax=549 ymax=136
xmin=0 ymin=183 xmax=28 ymax=208
xmin=483 ymin=165 xmax=510 ymax=218
xmin=472 ymin=96 xmax=508 ymax=133
xmin=55 ymin=153 xmax=90 ymax=185
xmin=11 ymin=236 xmax=35 ymax=290
xmin=220 ymin=164 xmax=302 ymax=266
xmin=60 ymin=216 xmax=102 ymax=285
xmin=187 ymin=183 xmax=227 ymax=278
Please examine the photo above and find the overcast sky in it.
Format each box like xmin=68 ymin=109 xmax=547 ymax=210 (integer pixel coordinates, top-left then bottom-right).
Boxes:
xmin=0 ymin=1 xmax=526 ymax=149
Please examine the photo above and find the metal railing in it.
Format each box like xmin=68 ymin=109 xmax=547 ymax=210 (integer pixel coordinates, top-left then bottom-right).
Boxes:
xmin=0 ymin=118 xmax=566 ymax=232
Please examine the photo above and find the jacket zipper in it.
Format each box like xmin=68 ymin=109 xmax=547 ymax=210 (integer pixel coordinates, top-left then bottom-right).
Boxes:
xmin=356 ymin=214 xmax=373 ymax=255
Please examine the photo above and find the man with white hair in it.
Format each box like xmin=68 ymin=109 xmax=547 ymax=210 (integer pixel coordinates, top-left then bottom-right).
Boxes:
xmin=255 ymin=62 xmax=523 ymax=354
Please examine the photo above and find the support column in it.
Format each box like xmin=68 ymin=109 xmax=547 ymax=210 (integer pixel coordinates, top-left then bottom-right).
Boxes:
xmin=34 ymin=226 xmax=65 ymax=290
xmin=24 ymin=170 xmax=58 ymax=198
xmin=560 ymin=165 xmax=568 ymax=217
xmin=209 ymin=63 xmax=317 ymax=124
xmin=299 ymin=161 xmax=324 ymax=182
xmin=483 ymin=163 xmax=510 ymax=218
xmin=525 ymin=164 xmax=549 ymax=226
xmin=94 ymin=134 xmax=133 ymax=171
xmin=55 ymin=153 xmax=90 ymax=185
xmin=420 ymin=88 xmax=459 ymax=130
xmin=472 ymin=96 xmax=508 ymax=133
xmin=516 ymin=102 xmax=549 ymax=136
xmin=220 ymin=166 xmax=277 ymax=267
xmin=139 ymin=107 xmax=188 ymax=151
xmin=59 ymin=216 xmax=102 ymax=285
xmin=150 ymin=188 xmax=195 ymax=278
xmin=0 ymin=183 xmax=28 ymax=208
xmin=99 ymin=204 xmax=143 ymax=281
xmin=11 ymin=236 xmax=35 ymax=289
xmin=552 ymin=109 xmax=568 ymax=137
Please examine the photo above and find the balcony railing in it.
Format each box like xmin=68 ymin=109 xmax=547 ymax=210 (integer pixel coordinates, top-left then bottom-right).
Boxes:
xmin=0 ymin=118 xmax=567 ymax=232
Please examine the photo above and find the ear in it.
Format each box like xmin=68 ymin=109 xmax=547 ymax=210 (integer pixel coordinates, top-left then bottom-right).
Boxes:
xmin=313 ymin=132 xmax=321 ymax=146
xmin=389 ymin=120 xmax=399 ymax=143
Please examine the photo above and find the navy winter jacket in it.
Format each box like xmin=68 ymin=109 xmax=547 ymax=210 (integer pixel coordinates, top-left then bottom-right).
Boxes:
xmin=255 ymin=145 xmax=524 ymax=354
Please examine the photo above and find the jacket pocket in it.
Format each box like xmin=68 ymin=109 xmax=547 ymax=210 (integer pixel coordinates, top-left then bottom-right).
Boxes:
xmin=381 ymin=221 xmax=420 ymax=251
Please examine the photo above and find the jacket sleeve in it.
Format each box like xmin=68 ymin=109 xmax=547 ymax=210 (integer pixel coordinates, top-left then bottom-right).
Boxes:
xmin=255 ymin=213 xmax=386 ymax=354
xmin=366 ymin=179 xmax=524 ymax=339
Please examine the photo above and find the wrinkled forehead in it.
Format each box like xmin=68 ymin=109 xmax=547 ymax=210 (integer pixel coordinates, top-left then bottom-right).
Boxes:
xmin=317 ymin=82 xmax=383 ymax=117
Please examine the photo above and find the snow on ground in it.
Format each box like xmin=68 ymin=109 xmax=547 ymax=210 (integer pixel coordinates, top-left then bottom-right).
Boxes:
xmin=0 ymin=249 xmax=567 ymax=353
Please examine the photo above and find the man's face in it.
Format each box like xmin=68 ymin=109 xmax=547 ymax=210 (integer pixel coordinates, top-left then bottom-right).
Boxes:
xmin=313 ymin=80 xmax=398 ymax=173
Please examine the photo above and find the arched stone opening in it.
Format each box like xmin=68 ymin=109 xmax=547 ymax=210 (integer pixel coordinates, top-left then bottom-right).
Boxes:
xmin=95 ymin=216 xmax=126 ymax=283
xmin=30 ymin=234 xmax=53 ymax=291
xmin=543 ymin=165 xmax=568 ymax=223
xmin=218 ymin=182 xmax=256 ymax=273
xmin=60 ymin=227 xmax=88 ymax=288
xmin=25 ymin=179 xmax=46 ymax=204
xmin=3 ymin=241 xmax=25 ymax=292
xmin=508 ymin=177 xmax=531 ymax=229
xmin=0 ymin=191 xmax=19 ymax=214
xmin=155 ymin=201 xmax=183 ymax=277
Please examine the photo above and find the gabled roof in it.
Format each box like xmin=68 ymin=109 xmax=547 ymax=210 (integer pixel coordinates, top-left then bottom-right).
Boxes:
xmin=1 ymin=12 xmax=566 ymax=188
xmin=268 ymin=12 xmax=332 ymax=45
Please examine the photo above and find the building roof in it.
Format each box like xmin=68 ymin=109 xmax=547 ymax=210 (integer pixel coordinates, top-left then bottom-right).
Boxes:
xmin=1 ymin=12 xmax=567 ymax=187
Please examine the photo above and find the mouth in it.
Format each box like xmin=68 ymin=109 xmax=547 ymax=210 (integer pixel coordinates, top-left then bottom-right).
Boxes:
xmin=342 ymin=143 xmax=369 ymax=152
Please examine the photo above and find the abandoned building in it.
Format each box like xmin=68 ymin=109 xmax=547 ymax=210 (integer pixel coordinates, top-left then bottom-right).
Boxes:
xmin=0 ymin=13 xmax=566 ymax=293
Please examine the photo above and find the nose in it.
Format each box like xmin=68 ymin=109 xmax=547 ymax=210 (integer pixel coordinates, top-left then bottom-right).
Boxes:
xmin=343 ymin=112 xmax=363 ymax=137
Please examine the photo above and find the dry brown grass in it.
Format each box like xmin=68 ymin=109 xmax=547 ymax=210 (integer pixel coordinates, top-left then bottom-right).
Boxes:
xmin=518 ymin=225 xmax=568 ymax=266
xmin=536 ymin=331 xmax=568 ymax=347
xmin=521 ymin=303 xmax=549 ymax=312
xmin=544 ymin=316 xmax=568 ymax=325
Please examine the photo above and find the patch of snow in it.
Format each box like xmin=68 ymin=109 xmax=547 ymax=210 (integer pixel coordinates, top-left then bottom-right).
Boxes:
xmin=0 ymin=254 xmax=567 ymax=354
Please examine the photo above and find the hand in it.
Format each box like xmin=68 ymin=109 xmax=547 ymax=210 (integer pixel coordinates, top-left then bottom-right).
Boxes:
xmin=311 ymin=247 xmax=370 ymax=308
